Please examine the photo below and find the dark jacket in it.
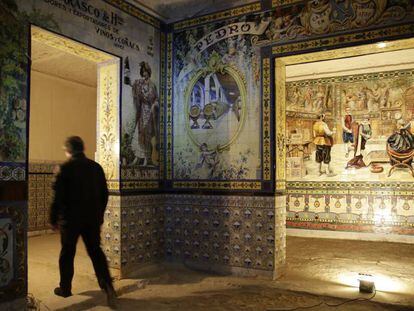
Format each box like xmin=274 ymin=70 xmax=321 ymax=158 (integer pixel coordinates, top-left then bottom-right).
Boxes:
xmin=50 ymin=153 xmax=109 ymax=226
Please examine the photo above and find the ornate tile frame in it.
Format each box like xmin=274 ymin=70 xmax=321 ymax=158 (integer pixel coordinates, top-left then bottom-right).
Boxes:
xmin=166 ymin=2 xmax=273 ymax=192
xmin=30 ymin=26 xmax=122 ymax=191
xmin=273 ymin=37 xmax=414 ymax=194
xmin=0 ymin=204 xmax=26 ymax=303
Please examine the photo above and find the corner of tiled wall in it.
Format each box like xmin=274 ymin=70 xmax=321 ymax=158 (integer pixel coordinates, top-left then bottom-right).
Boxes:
xmin=102 ymin=195 xmax=122 ymax=273
xmin=119 ymin=194 xmax=165 ymax=277
xmin=164 ymin=194 xmax=282 ymax=278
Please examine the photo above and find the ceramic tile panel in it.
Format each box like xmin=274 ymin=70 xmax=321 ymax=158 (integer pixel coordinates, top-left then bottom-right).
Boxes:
xmin=0 ymin=204 xmax=26 ymax=304
xmin=28 ymin=162 xmax=57 ymax=232
xmin=102 ymin=195 xmax=122 ymax=270
xmin=165 ymin=194 xmax=278 ymax=272
xmin=120 ymin=195 xmax=165 ymax=273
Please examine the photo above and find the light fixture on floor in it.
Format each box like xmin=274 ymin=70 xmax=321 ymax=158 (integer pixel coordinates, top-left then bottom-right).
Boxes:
xmin=358 ymin=273 xmax=375 ymax=293
xmin=376 ymin=41 xmax=387 ymax=48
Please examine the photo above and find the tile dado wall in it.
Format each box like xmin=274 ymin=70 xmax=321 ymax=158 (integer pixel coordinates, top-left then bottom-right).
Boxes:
xmin=165 ymin=194 xmax=286 ymax=278
xmin=0 ymin=204 xmax=26 ymax=305
xmin=28 ymin=162 xmax=57 ymax=232
xmin=27 ymin=164 xmax=165 ymax=276
xmin=286 ymin=182 xmax=414 ymax=235
xmin=102 ymin=195 xmax=165 ymax=276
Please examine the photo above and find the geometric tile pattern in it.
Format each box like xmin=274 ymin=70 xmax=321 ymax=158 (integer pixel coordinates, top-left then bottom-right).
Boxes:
xmin=287 ymin=192 xmax=414 ymax=234
xmin=274 ymin=195 xmax=286 ymax=275
xmin=120 ymin=195 xmax=165 ymax=275
xmin=0 ymin=164 xmax=26 ymax=181
xmin=102 ymin=195 xmax=122 ymax=270
xmin=0 ymin=203 xmax=26 ymax=304
xmin=101 ymin=195 xmax=165 ymax=275
xmin=165 ymin=195 xmax=278 ymax=272
xmin=28 ymin=162 xmax=58 ymax=232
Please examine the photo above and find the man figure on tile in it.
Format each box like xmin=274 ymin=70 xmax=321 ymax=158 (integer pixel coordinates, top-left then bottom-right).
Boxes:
xmin=313 ymin=113 xmax=336 ymax=177
xmin=342 ymin=107 xmax=353 ymax=158
xmin=346 ymin=116 xmax=372 ymax=169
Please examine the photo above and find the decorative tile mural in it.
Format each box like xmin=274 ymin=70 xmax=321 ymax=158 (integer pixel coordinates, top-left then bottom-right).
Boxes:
xmin=165 ymin=194 xmax=280 ymax=275
xmin=283 ymin=64 xmax=414 ymax=233
xmin=12 ymin=0 xmax=163 ymax=189
xmin=286 ymin=68 xmax=414 ymax=182
xmin=264 ymin=0 xmax=414 ymax=46
xmin=97 ymin=59 xmax=121 ymax=186
xmin=171 ymin=14 xmax=269 ymax=190
xmin=0 ymin=0 xmax=54 ymax=180
xmin=1 ymin=0 xmax=414 ymax=306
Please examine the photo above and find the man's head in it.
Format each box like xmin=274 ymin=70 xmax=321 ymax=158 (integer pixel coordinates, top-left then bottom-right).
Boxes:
xmin=318 ymin=113 xmax=326 ymax=121
xmin=64 ymin=136 xmax=84 ymax=158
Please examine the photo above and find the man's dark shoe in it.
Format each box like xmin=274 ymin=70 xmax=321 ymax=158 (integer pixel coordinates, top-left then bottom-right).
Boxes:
xmin=104 ymin=284 xmax=118 ymax=309
xmin=54 ymin=287 xmax=72 ymax=298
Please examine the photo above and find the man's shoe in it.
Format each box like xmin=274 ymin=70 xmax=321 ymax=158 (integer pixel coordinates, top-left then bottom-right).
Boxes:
xmin=105 ymin=284 xmax=118 ymax=309
xmin=54 ymin=287 xmax=72 ymax=298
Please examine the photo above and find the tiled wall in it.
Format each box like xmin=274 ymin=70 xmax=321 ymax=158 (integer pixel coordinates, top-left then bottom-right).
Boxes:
xmin=287 ymin=191 xmax=414 ymax=235
xmin=0 ymin=204 xmax=26 ymax=305
xmin=164 ymin=194 xmax=284 ymax=278
xmin=28 ymin=162 xmax=57 ymax=232
xmin=120 ymin=195 xmax=165 ymax=276
xmin=27 ymin=166 xmax=166 ymax=276
xmin=102 ymin=195 xmax=122 ymax=270
xmin=26 ymin=164 xmax=284 ymax=278
xmin=102 ymin=194 xmax=165 ymax=276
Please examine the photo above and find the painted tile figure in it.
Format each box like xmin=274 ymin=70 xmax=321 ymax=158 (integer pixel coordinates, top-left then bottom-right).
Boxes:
xmin=195 ymin=143 xmax=220 ymax=178
xmin=342 ymin=107 xmax=353 ymax=158
xmin=346 ymin=116 xmax=372 ymax=169
xmin=129 ymin=62 xmax=159 ymax=167
xmin=387 ymin=115 xmax=414 ymax=154
xmin=286 ymin=67 xmax=414 ymax=182
xmin=313 ymin=113 xmax=336 ymax=177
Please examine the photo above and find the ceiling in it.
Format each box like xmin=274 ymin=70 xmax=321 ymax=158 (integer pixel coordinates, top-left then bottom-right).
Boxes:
xmin=127 ymin=0 xmax=257 ymax=23
xmin=31 ymin=39 xmax=98 ymax=88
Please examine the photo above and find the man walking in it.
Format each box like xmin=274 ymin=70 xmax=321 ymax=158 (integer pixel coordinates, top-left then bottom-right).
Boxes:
xmin=50 ymin=136 xmax=117 ymax=308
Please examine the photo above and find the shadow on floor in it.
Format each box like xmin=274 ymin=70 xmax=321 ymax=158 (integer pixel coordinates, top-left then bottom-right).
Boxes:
xmin=53 ymin=283 xmax=411 ymax=311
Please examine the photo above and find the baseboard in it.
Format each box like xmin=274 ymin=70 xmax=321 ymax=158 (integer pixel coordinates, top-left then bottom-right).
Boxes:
xmin=287 ymin=228 xmax=414 ymax=244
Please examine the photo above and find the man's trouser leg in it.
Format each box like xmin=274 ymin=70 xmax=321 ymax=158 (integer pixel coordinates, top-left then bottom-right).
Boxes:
xmin=59 ymin=225 xmax=80 ymax=292
xmin=81 ymin=224 xmax=113 ymax=290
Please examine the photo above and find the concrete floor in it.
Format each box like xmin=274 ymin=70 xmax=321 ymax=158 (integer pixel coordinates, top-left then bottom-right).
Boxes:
xmin=28 ymin=233 xmax=106 ymax=309
xmin=28 ymin=234 xmax=414 ymax=310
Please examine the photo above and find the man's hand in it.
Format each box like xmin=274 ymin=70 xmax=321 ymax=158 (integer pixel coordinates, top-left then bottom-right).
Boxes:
xmin=51 ymin=223 xmax=59 ymax=231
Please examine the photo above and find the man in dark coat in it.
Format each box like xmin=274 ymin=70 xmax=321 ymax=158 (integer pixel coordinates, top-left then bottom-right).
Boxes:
xmin=50 ymin=136 xmax=117 ymax=308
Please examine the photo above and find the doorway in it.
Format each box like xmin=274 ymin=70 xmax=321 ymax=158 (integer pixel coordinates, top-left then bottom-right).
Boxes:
xmin=28 ymin=26 xmax=120 ymax=306
xmin=275 ymin=37 xmax=414 ymax=302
